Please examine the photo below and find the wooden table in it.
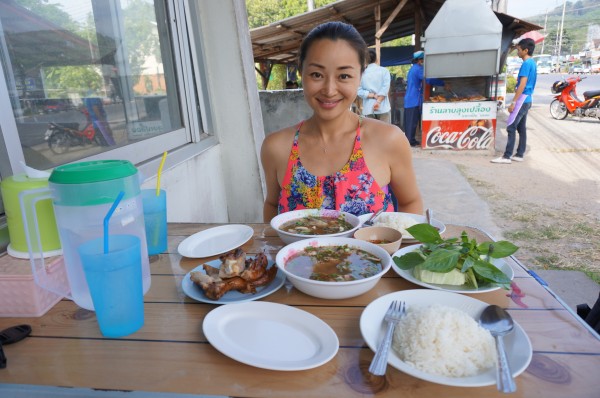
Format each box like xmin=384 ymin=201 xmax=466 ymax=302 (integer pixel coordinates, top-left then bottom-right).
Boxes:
xmin=1 ymin=223 xmax=599 ymax=398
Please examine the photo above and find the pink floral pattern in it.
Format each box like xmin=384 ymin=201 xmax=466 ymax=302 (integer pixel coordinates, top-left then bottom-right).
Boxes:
xmin=278 ymin=121 xmax=392 ymax=216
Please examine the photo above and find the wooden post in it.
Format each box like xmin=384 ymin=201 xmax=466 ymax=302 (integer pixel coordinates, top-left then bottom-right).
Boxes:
xmin=414 ymin=1 xmax=422 ymax=51
xmin=375 ymin=4 xmax=381 ymax=65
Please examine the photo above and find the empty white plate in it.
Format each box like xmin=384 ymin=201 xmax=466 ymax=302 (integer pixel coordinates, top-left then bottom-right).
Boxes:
xmin=178 ymin=225 xmax=254 ymax=258
xmin=203 ymin=301 xmax=339 ymax=371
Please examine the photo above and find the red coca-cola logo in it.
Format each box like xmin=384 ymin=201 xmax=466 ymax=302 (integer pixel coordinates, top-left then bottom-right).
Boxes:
xmin=425 ymin=125 xmax=494 ymax=150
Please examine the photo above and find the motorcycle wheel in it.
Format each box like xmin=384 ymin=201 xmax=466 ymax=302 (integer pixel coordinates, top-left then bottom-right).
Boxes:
xmin=48 ymin=132 xmax=71 ymax=154
xmin=550 ymin=100 xmax=568 ymax=120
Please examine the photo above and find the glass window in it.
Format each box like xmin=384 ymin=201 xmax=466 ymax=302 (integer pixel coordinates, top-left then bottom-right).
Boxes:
xmin=0 ymin=0 xmax=187 ymax=170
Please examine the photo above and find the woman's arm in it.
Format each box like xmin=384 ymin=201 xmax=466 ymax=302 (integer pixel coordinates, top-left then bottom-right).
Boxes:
xmin=387 ymin=130 xmax=424 ymax=214
xmin=361 ymin=120 xmax=424 ymax=214
xmin=260 ymin=129 xmax=294 ymax=222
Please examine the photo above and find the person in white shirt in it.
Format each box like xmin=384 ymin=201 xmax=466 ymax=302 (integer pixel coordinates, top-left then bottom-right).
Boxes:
xmin=357 ymin=49 xmax=391 ymax=123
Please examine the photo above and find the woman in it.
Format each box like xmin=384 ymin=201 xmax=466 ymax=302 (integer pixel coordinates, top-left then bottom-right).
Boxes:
xmin=261 ymin=22 xmax=423 ymax=222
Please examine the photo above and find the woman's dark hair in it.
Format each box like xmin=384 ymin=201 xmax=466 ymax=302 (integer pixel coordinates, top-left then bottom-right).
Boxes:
xmin=518 ymin=38 xmax=536 ymax=56
xmin=298 ymin=21 xmax=367 ymax=73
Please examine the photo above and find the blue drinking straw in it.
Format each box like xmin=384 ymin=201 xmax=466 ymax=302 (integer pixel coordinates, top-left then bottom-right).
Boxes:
xmin=103 ymin=191 xmax=125 ymax=254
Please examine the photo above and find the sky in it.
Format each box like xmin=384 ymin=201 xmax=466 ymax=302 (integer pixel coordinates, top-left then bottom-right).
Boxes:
xmin=506 ymin=0 xmax=566 ymax=19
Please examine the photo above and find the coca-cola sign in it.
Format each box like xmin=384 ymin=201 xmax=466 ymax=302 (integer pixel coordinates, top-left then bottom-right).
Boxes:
xmin=421 ymin=101 xmax=497 ymax=150
xmin=422 ymin=119 xmax=496 ymax=150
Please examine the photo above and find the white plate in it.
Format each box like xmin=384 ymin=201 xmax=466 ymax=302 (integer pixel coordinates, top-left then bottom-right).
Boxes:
xmin=358 ymin=212 xmax=446 ymax=243
xmin=203 ymin=301 xmax=339 ymax=371
xmin=360 ymin=290 xmax=532 ymax=387
xmin=182 ymin=259 xmax=285 ymax=304
xmin=177 ymin=225 xmax=254 ymax=258
xmin=391 ymin=244 xmax=514 ymax=293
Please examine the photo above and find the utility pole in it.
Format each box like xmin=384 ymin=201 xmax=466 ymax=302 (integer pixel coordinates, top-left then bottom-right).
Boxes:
xmin=541 ymin=10 xmax=548 ymax=54
xmin=557 ymin=0 xmax=567 ymax=65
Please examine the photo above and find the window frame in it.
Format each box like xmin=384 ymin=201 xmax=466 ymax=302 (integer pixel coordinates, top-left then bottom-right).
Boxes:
xmin=0 ymin=0 xmax=214 ymax=174
xmin=0 ymin=0 xmax=221 ymax=251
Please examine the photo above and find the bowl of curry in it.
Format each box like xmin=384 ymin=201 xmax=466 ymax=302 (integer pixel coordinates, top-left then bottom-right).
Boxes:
xmin=275 ymin=237 xmax=392 ymax=299
xmin=270 ymin=209 xmax=361 ymax=244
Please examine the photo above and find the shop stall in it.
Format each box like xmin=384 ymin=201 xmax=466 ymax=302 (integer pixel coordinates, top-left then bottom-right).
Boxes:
xmin=420 ymin=0 xmax=503 ymax=150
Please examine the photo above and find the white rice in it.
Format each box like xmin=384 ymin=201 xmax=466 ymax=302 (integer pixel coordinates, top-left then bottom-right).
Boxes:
xmin=391 ymin=304 xmax=496 ymax=378
xmin=373 ymin=213 xmax=418 ymax=239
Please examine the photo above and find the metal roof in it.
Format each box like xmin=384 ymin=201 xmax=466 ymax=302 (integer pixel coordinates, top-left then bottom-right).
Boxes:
xmin=250 ymin=0 xmax=541 ymax=65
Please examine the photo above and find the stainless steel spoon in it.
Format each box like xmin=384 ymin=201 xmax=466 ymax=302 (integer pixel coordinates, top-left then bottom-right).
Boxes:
xmin=425 ymin=208 xmax=433 ymax=225
xmin=363 ymin=207 xmax=385 ymax=227
xmin=480 ymin=305 xmax=517 ymax=393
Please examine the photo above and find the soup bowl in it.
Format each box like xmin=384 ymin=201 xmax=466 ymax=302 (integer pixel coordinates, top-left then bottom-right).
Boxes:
xmin=275 ymin=237 xmax=392 ymax=299
xmin=270 ymin=209 xmax=361 ymax=244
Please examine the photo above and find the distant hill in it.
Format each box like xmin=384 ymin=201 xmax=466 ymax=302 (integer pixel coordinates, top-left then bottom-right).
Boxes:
xmin=522 ymin=0 xmax=600 ymax=55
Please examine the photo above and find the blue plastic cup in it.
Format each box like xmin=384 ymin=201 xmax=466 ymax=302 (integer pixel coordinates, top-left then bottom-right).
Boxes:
xmin=78 ymin=235 xmax=144 ymax=338
xmin=141 ymin=189 xmax=167 ymax=255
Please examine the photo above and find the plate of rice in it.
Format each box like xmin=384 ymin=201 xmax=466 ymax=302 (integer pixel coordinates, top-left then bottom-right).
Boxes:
xmin=360 ymin=290 xmax=532 ymax=387
xmin=391 ymin=244 xmax=515 ymax=293
xmin=359 ymin=212 xmax=446 ymax=243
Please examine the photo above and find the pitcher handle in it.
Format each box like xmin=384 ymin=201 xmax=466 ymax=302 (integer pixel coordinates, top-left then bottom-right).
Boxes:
xmin=19 ymin=188 xmax=71 ymax=300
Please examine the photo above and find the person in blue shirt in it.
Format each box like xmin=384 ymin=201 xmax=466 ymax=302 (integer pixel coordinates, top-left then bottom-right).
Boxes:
xmin=492 ymin=38 xmax=537 ymax=164
xmin=357 ymin=49 xmax=391 ymax=122
xmin=403 ymin=51 xmax=446 ymax=146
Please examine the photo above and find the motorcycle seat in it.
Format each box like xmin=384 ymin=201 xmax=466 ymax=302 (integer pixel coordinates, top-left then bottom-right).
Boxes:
xmin=583 ymin=90 xmax=600 ymax=100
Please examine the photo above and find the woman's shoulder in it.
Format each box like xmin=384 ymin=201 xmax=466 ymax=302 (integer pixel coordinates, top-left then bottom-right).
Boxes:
xmin=361 ymin=117 xmax=402 ymax=137
xmin=262 ymin=124 xmax=297 ymax=152
xmin=361 ymin=118 xmax=409 ymax=149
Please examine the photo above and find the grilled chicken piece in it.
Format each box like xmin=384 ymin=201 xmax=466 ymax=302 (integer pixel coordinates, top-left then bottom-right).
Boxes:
xmin=240 ymin=252 xmax=268 ymax=281
xmin=190 ymin=250 xmax=275 ymax=300
xmin=218 ymin=248 xmax=246 ymax=278
xmin=189 ymin=272 xmax=256 ymax=300
xmin=251 ymin=263 xmax=278 ymax=287
xmin=202 ymin=263 xmax=220 ymax=278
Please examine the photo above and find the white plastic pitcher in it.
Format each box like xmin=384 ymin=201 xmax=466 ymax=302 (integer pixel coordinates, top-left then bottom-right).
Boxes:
xmin=23 ymin=160 xmax=151 ymax=310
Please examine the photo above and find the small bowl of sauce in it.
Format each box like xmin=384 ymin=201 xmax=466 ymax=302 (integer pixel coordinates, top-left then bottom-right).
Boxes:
xmin=354 ymin=226 xmax=402 ymax=255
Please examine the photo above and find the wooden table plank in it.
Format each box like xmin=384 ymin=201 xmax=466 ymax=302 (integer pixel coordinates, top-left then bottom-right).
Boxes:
xmin=1 ymin=337 xmax=598 ymax=398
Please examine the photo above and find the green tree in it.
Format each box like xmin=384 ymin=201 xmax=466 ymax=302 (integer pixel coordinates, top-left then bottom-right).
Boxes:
xmin=43 ymin=66 xmax=102 ymax=98
xmin=246 ymin=0 xmax=338 ymax=28
xmin=122 ymin=0 xmax=161 ymax=86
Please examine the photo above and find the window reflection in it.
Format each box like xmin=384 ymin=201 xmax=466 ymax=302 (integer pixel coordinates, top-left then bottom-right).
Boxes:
xmin=0 ymin=0 xmax=182 ymax=169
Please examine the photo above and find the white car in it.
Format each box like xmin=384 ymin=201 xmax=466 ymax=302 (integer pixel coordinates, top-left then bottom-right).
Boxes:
xmin=537 ymin=65 xmax=551 ymax=74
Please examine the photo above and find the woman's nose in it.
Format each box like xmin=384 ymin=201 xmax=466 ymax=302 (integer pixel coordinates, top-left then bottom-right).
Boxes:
xmin=321 ymin=77 xmax=337 ymax=95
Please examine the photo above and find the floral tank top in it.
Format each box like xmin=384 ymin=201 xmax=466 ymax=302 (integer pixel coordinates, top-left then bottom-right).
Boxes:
xmin=277 ymin=121 xmax=393 ymax=216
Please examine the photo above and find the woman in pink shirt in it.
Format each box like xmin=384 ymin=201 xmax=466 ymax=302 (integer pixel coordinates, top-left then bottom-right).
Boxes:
xmin=260 ymin=21 xmax=423 ymax=222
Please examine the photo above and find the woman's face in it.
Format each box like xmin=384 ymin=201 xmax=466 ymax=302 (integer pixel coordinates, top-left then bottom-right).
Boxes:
xmin=301 ymin=39 xmax=362 ymax=120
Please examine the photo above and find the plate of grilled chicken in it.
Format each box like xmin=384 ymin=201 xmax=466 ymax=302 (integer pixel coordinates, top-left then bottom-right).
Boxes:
xmin=182 ymin=248 xmax=285 ymax=304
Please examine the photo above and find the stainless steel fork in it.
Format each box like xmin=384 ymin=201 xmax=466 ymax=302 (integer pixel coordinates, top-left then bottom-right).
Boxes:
xmin=368 ymin=300 xmax=406 ymax=376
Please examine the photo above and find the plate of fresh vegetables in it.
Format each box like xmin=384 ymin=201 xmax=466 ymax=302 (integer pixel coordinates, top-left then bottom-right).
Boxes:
xmin=391 ymin=224 xmax=516 ymax=293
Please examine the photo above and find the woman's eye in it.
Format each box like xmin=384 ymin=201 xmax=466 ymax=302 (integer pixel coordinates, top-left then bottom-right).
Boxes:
xmin=310 ymin=72 xmax=323 ymax=78
xmin=339 ymin=74 xmax=352 ymax=80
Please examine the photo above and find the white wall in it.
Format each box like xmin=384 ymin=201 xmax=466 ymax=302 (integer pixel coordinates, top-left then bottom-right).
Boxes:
xmin=259 ymin=89 xmax=312 ymax=135
xmin=141 ymin=0 xmax=265 ymax=223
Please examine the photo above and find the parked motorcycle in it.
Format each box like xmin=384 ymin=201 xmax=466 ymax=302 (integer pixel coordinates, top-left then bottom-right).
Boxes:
xmin=550 ymin=76 xmax=600 ymax=121
xmin=44 ymin=108 xmax=108 ymax=154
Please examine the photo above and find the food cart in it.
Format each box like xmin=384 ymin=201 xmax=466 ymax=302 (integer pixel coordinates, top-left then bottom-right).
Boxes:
xmin=420 ymin=0 xmax=503 ymax=150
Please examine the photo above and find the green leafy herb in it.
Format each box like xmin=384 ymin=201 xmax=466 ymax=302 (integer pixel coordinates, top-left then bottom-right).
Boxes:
xmin=393 ymin=224 xmax=518 ymax=289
